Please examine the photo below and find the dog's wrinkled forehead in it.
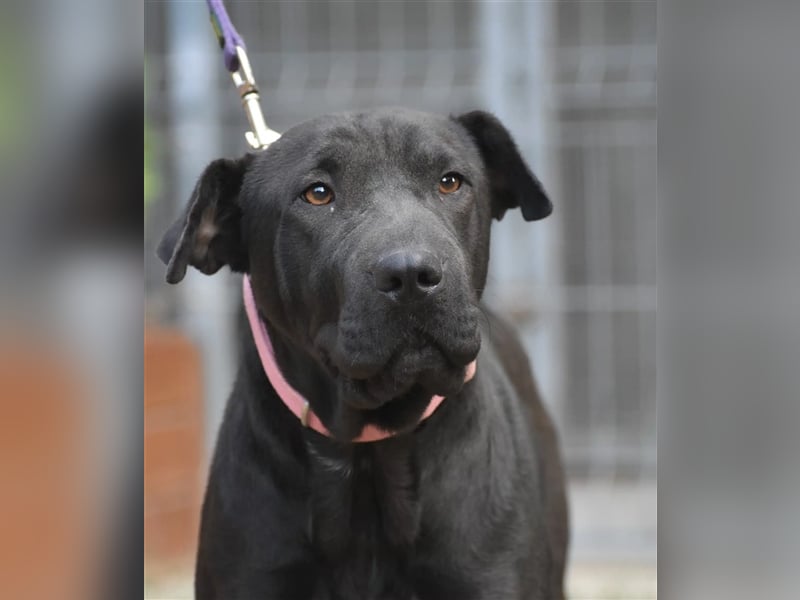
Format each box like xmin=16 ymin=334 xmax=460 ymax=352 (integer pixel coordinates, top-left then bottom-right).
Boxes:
xmin=258 ymin=108 xmax=483 ymax=189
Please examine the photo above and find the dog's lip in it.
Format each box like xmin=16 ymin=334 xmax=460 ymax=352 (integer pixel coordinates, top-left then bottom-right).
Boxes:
xmin=342 ymin=366 xmax=472 ymax=413
xmin=318 ymin=339 xmax=389 ymax=381
xmin=342 ymin=378 xmax=405 ymax=410
xmin=328 ymin=329 xmax=479 ymax=379
xmin=314 ymin=308 xmax=481 ymax=386
xmin=316 ymin=347 xmax=341 ymax=378
xmin=331 ymin=357 xmax=385 ymax=381
xmin=338 ymin=344 xmax=476 ymax=410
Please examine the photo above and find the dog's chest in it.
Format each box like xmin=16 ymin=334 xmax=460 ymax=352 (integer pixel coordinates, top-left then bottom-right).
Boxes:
xmin=307 ymin=440 xmax=421 ymax=598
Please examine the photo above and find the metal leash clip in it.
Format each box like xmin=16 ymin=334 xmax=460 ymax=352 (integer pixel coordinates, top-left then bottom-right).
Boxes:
xmin=230 ymin=46 xmax=281 ymax=149
xmin=207 ymin=0 xmax=281 ymax=150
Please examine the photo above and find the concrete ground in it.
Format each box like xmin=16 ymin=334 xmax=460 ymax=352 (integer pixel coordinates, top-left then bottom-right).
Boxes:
xmin=567 ymin=562 xmax=657 ymax=599
xmin=146 ymin=562 xmax=657 ymax=599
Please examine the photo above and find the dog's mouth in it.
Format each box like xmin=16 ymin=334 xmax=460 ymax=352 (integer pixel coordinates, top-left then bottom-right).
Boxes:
xmin=339 ymin=342 xmax=474 ymax=410
xmin=317 ymin=325 xmax=479 ymax=416
xmin=311 ymin=308 xmax=481 ymax=434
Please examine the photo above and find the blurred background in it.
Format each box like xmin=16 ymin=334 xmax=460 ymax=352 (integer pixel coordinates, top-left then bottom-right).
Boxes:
xmin=145 ymin=1 xmax=656 ymax=597
xmin=0 ymin=2 xmax=142 ymax=599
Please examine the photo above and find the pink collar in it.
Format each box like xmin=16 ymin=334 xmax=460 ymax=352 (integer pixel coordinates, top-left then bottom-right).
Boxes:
xmin=243 ymin=276 xmax=476 ymax=443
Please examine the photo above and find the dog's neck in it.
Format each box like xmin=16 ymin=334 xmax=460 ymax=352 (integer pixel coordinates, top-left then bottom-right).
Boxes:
xmin=304 ymin=432 xmax=422 ymax=569
xmin=243 ymin=315 xmax=423 ymax=574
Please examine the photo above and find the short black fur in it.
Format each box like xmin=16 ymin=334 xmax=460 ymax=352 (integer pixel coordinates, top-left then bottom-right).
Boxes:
xmin=159 ymin=108 xmax=568 ymax=599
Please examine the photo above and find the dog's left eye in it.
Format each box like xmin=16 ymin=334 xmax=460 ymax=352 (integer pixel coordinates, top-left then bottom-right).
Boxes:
xmin=438 ymin=173 xmax=463 ymax=195
xmin=303 ymin=183 xmax=334 ymax=206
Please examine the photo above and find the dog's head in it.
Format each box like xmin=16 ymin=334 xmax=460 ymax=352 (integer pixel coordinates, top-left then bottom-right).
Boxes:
xmin=158 ymin=108 xmax=551 ymax=438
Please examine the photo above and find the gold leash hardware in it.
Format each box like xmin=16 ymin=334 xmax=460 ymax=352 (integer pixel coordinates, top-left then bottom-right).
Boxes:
xmin=300 ymin=401 xmax=311 ymax=428
xmin=230 ymin=46 xmax=281 ymax=150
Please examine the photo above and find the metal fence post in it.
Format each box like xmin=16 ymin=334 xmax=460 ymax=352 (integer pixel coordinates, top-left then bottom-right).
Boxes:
xmin=166 ymin=1 xmax=238 ymax=459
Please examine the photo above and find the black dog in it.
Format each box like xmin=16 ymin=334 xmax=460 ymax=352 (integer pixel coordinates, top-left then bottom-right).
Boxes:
xmin=158 ymin=108 xmax=568 ymax=599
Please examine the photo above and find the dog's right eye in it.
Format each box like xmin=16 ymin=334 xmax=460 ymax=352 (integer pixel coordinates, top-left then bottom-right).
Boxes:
xmin=439 ymin=173 xmax=463 ymax=195
xmin=302 ymin=183 xmax=334 ymax=206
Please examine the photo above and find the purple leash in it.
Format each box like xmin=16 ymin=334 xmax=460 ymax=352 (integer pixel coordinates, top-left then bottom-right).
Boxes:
xmin=205 ymin=0 xmax=281 ymax=149
xmin=206 ymin=0 xmax=246 ymax=72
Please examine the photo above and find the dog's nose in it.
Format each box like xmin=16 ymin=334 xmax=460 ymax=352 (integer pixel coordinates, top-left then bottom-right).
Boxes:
xmin=373 ymin=250 xmax=443 ymax=302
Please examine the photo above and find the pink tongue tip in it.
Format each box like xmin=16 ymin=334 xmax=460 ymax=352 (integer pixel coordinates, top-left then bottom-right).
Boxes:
xmin=464 ymin=359 xmax=477 ymax=383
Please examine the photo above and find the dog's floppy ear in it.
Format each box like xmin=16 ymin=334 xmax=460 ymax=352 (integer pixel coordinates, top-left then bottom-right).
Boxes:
xmin=157 ymin=154 xmax=253 ymax=284
xmin=455 ymin=111 xmax=552 ymax=221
